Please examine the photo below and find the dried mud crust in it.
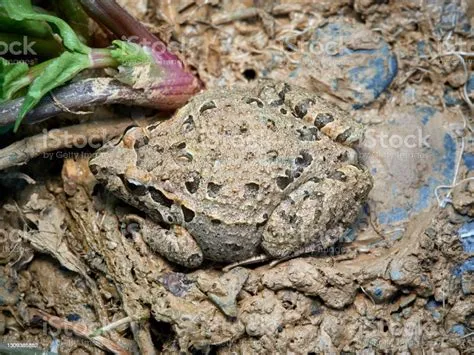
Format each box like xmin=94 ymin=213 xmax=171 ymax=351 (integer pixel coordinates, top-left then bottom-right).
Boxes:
xmin=0 ymin=0 xmax=473 ymax=354
xmin=0 ymin=173 xmax=472 ymax=353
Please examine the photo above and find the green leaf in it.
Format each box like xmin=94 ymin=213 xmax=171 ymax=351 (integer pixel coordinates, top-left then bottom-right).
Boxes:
xmin=0 ymin=5 xmax=52 ymax=38
xmin=54 ymin=0 xmax=91 ymax=44
xmin=110 ymin=40 xmax=154 ymax=66
xmin=0 ymin=58 xmax=29 ymax=101
xmin=14 ymin=51 xmax=91 ymax=132
xmin=3 ymin=0 xmax=89 ymax=54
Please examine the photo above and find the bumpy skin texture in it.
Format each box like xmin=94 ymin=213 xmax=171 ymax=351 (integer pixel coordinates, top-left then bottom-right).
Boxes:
xmin=90 ymin=80 xmax=373 ymax=267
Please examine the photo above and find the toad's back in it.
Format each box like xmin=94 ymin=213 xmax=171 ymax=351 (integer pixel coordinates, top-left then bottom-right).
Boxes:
xmin=134 ymin=85 xmax=353 ymax=225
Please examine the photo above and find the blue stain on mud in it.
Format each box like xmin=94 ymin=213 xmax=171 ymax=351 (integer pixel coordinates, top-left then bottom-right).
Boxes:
xmin=463 ymin=152 xmax=474 ymax=171
xmin=442 ymin=134 xmax=457 ymax=181
xmin=376 ymin=106 xmax=457 ymax=226
xmin=425 ymin=299 xmax=442 ymax=320
xmin=450 ymin=324 xmax=466 ymax=336
xmin=390 ymin=269 xmax=403 ymax=281
xmin=445 ymin=74 xmax=474 ymax=107
xmin=415 ymin=106 xmax=437 ymax=125
xmin=314 ymin=22 xmax=397 ymax=107
xmin=453 ymin=257 xmax=474 ymax=277
xmin=347 ymin=47 xmax=398 ymax=108
xmin=458 ymin=222 xmax=474 ymax=253
xmin=378 ymin=207 xmax=408 ymax=225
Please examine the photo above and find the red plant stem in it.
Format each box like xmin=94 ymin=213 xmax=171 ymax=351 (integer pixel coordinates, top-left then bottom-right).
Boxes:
xmin=78 ymin=0 xmax=178 ymax=62
xmin=78 ymin=0 xmax=202 ymax=104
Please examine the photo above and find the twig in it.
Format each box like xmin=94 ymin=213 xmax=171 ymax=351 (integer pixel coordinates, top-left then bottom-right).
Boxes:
xmin=0 ymin=115 xmax=157 ymax=171
xmin=0 ymin=78 xmax=177 ymax=129
xmin=89 ymin=312 xmax=149 ymax=337
xmin=30 ymin=308 xmax=130 ymax=355
xmin=360 ymin=286 xmax=376 ymax=305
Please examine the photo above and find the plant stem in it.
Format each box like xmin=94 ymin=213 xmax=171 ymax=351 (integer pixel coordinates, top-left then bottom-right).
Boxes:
xmin=79 ymin=0 xmax=202 ymax=105
xmin=89 ymin=48 xmax=118 ymax=68
xmin=78 ymin=0 xmax=199 ymax=73
xmin=78 ymin=0 xmax=160 ymax=47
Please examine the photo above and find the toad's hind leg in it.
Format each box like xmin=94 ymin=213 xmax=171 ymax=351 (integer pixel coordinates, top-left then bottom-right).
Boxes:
xmin=262 ymin=165 xmax=372 ymax=259
xmin=124 ymin=215 xmax=203 ymax=268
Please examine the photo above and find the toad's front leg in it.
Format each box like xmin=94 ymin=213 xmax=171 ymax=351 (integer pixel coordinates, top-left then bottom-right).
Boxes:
xmin=123 ymin=215 xmax=203 ymax=268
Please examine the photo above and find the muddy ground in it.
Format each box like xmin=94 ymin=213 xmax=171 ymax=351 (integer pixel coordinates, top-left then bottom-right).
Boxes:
xmin=0 ymin=0 xmax=473 ymax=354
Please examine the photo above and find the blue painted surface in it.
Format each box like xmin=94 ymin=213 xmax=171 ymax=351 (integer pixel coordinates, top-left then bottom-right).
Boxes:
xmin=458 ymin=222 xmax=474 ymax=253
xmin=348 ymin=50 xmax=398 ymax=107
xmin=444 ymin=87 xmax=461 ymax=107
xmin=467 ymin=75 xmax=474 ymax=92
xmin=412 ymin=182 xmax=434 ymax=212
xmin=50 ymin=339 xmax=60 ymax=353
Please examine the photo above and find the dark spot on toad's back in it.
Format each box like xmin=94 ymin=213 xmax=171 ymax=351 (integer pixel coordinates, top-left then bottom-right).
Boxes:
xmin=185 ymin=174 xmax=200 ymax=194
xmin=276 ymin=175 xmax=293 ymax=190
xmin=244 ymin=183 xmax=260 ymax=198
xmin=207 ymin=182 xmax=222 ymax=198
xmin=123 ymin=177 xmax=147 ymax=196
xmin=336 ymin=128 xmax=353 ymax=143
xmin=149 ymin=186 xmax=173 ymax=207
xmin=314 ymin=112 xmax=334 ymax=128
xmin=199 ymin=100 xmax=217 ymax=114
xmin=294 ymin=99 xmax=314 ymax=118
xmin=297 ymin=126 xmax=319 ymax=141
xmin=181 ymin=205 xmax=195 ymax=222
xmin=182 ymin=115 xmax=195 ymax=133
xmin=245 ymin=97 xmax=264 ymax=108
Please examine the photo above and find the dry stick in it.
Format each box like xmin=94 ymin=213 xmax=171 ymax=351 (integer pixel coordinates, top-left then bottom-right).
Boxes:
xmin=30 ymin=308 xmax=130 ymax=355
xmin=0 ymin=116 xmax=157 ymax=171
xmin=0 ymin=77 xmax=172 ymax=128
xmin=89 ymin=312 xmax=149 ymax=337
